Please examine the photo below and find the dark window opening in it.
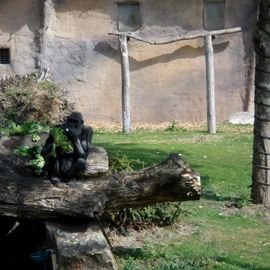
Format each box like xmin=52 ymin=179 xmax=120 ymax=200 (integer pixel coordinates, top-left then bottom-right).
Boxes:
xmin=203 ymin=0 xmax=225 ymax=30
xmin=117 ymin=2 xmax=140 ymax=32
xmin=0 ymin=48 xmax=10 ymax=64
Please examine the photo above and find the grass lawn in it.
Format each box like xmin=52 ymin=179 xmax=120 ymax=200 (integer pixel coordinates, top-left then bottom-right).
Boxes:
xmin=93 ymin=123 xmax=270 ymax=270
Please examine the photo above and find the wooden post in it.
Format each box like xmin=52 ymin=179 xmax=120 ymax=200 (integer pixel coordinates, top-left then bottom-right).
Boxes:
xmin=110 ymin=27 xmax=241 ymax=133
xmin=204 ymin=35 xmax=216 ymax=134
xmin=119 ymin=35 xmax=131 ymax=133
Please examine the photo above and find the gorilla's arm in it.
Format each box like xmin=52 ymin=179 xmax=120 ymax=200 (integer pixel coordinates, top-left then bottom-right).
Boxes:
xmin=41 ymin=134 xmax=54 ymax=157
xmin=72 ymin=126 xmax=92 ymax=159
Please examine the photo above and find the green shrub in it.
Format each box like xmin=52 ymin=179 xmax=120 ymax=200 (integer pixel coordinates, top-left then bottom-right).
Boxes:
xmin=107 ymin=154 xmax=186 ymax=229
xmin=110 ymin=202 xmax=186 ymax=230
xmin=1 ymin=121 xmax=49 ymax=137
xmin=109 ymin=153 xmax=145 ymax=173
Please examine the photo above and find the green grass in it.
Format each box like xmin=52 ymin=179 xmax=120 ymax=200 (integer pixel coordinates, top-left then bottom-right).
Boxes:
xmin=93 ymin=124 xmax=270 ymax=270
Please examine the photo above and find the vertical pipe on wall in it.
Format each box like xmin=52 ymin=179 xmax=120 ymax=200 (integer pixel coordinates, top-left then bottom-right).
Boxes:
xmin=119 ymin=35 xmax=131 ymax=133
xmin=204 ymin=34 xmax=216 ymax=134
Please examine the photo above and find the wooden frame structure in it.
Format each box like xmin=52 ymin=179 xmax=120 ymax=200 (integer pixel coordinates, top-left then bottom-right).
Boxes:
xmin=110 ymin=26 xmax=242 ymax=134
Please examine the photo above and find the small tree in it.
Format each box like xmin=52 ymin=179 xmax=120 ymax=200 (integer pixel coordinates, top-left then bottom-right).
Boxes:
xmin=252 ymin=0 xmax=270 ymax=205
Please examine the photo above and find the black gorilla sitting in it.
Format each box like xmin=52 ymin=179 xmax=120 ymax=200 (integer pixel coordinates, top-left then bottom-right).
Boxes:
xmin=41 ymin=112 xmax=93 ymax=185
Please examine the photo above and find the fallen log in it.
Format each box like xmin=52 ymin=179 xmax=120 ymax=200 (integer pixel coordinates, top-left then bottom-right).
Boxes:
xmin=0 ymin=153 xmax=200 ymax=219
xmin=0 ymin=135 xmax=200 ymax=269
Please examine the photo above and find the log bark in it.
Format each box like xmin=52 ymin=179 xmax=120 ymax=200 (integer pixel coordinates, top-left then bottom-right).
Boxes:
xmin=0 ymin=154 xmax=200 ymax=219
xmin=252 ymin=0 xmax=270 ymax=206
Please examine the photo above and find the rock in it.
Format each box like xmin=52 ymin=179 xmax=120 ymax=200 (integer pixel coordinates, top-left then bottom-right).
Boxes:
xmin=229 ymin=112 xmax=254 ymax=125
xmin=85 ymin=147 xmax=109 ymax=177
xmin=45 ymin=222 xmax=118 ymax=270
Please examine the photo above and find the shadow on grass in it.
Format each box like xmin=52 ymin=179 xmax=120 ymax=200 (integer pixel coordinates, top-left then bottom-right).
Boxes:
xmin=219 ymin=257 xmax=270 ymax=270
xmin=96 ymin=142 xmax=192 ymax=169
xmin=113 ymin=246 xmax=147 ymax=259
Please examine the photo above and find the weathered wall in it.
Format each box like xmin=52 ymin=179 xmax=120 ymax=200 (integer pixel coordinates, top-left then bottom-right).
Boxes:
xmin=0 ymin=0 xmax=258 ymax=123
xmin=0 ymin=0 xmax=42 ymax=76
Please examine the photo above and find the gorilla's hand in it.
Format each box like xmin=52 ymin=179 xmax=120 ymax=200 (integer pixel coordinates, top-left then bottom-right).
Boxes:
xmin=65 ymin=127 xmax=79 ymax=141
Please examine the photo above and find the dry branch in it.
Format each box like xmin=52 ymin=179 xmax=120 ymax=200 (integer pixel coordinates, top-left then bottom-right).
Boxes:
xmin=109 ymin=27 xmax=242 ymax=45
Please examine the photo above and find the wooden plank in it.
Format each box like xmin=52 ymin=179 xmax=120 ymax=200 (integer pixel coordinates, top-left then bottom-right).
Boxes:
xmin=204 ymin=35 xmax=216 ymax=134
xmin=119 ymin=36 xmax=131 ymax=133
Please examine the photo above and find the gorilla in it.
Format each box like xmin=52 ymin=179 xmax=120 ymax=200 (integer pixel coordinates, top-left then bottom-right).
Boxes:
xmin=41 ymin=111 xmax=93 ymax=185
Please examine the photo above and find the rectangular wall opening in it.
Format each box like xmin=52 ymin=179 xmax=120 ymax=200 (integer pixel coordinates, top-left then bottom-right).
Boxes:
xmin=203 ymin=0 xmax=225 ymax=30
xmin=117 ymin=2 xmax=140 ymax=32
xmin=0 ymin=48 xmax=10 ymax=64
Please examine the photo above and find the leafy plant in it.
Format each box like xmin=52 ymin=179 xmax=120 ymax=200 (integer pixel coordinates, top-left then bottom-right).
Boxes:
xmin=11 ymin=125 xmax=73 ymax=175
xmin=109 ymin=153 xmax=145 ymax=173
xmin=50 ymin=127 xmax=73 ymax=157
xmin=110 ymin=202 xmax=186 ymax=230
xmin=106 ymin=153 xmax=184 ymax=229
xmin=1 ymin=121 xmax=49 ymax=138
xmin=28 ymin=155 xmax=45 ymax=175
xmin=14 ymin=145 xmax=45 ymax=175
xmin=165 ymin=121 xmax=187 ymax=132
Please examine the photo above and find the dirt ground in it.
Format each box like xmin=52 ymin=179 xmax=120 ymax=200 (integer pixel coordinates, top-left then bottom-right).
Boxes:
xmin=107 ymin=222 xmax=198 ymax=249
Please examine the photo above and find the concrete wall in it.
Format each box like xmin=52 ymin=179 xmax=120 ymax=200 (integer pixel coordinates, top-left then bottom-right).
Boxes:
xmin=0 ymin=0 xmax=258 ymax=124
xmin=0 ymin=0 xmax=42 ymax=76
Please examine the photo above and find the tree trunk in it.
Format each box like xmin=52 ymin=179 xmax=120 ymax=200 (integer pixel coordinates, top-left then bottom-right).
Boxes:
xmin=119 ymin=35 xmax=131 ymax=134
xmin=0 ymin=154 xmax=200 ymax=219
xmin=252 ymin=0 xmax=270 ymax=205
xmin=204 ymin=34 xmax=216 ymax=134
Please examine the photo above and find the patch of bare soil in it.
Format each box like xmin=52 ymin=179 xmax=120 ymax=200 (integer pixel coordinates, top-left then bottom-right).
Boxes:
xmin=86 ymin=121 xmax=208 ymax=132
xmin=223 ymin=203 xmax=270 ymax=223
xmin=107 ymin=223 xmax=198 ymax=249
xmin=85 ymin=120 xmax=253 ymax=133
xmin=240 ymin=205 xmax=270 ymax=223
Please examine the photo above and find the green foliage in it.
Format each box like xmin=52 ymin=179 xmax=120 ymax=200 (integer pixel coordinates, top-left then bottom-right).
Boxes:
xmin=1 ymin=121 xmax=49 ymax=138
xmin=109 ymin=153 xmax=145 ymax=173
xmin=108 ymin=154 xmax=183 ymax=228
xmin=165 ymin=121 xmax=187 ymax=132
xmin=14 ymin=145 xmax=45 ymax=175
xmin=111 ymin=203 xmax=186 ymax=229
xmin=28 ymin=154 xmax=45 ymax=175
xmin=0 ymin=72 xmax=73 ymax=125
xmin=7 ymin=124 xmax=73 ymax=175
xmin=50 ymin=127 xmax=73 ymax=156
